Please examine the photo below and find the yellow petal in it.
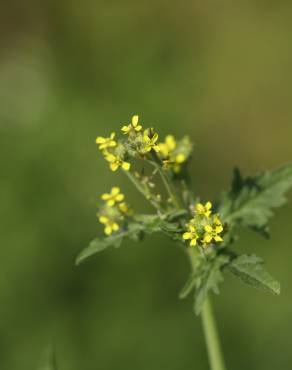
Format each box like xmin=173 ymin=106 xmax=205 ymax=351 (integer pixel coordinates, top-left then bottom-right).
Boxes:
xmin=121 ymin=125 xmax=130 ymax=133
xmin=111 ymin=187 xmax=120 ymax=195
xmin=122 ymin=162 xmax=131 ymax=171
xmin=196 ymin=203 xmax=204 ymax=213
xmin=110 ymin=163 xmax=119 ymax=171
xmin=132 ymin=115 xmax=139 ymax=126
xmin=183 ymin=232 xmax=192 ymax=240
xmin=203 ymin=234 xmax=213 ymax=243
xmin=107 ymin=199 xmax=115 ymax=207
xmin=215 ymin=225 xmax=223 ymax=234
xmin=153 ymin=145 xmax=160 ymax=153
xmin=104 ymin=226 xmax=112 ymax=235
xmin=176 ymin=154 xmax=186 ymax=164
xmin=96 ymin=137 xmax=105 ymax=144
xmin=99 ymin=216 xmax=108 ymax=224
xmin=189 ymin=225 xmax=196 ymax=233
xmin=214 ymin=235 xmax=223 ymax=242
xmin=190 ymin=239 xmax=197 ymax=247
xmin=204 ymin=225 xmax=213 ymax=233
xmin=110 ymin=132 xmax=116 ymax=139
xmin=165 ymin=135 xmax=176 ymax=151
xmin=135 ymin=125 xmax=142 ymax=131
xmin=101 ymin=193 xmax=110 ymax=200
xmin=116 ymin=194 xmax=125 ymax=202
xmin=112 ymin=223 xmax=120 ymax=232
xmin=205 ymin=202 xmax=212 ymax=210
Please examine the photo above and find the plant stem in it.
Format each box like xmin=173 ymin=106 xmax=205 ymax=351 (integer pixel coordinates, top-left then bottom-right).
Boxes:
xmin=187 ymin=248 xmax=226 ymax=370
xmin=123 ymin=170 xmax=161 ymax=211
xmin=201 ymin=296 xmax=226 ymax=370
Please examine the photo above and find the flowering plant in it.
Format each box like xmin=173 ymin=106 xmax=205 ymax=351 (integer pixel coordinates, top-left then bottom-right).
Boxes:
xmin=77 ymin=115 xmax=292 ymax=370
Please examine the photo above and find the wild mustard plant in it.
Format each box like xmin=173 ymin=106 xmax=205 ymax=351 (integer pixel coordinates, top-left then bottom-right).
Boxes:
xmin=77 ymin=115 xmax=292 ymax=370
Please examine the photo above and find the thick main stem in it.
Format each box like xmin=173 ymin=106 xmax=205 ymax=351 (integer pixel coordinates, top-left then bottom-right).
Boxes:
xmin=201 ymin=297 xmax=226 ymax=370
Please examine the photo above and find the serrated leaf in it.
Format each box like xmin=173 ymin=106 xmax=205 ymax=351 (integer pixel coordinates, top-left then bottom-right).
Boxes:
xmin=226 ymin=254 xmax=280 ymax=295
xmin=220 ymin=164 xmax=292 ymax=232
xmin=76 ymin=214 xmax=173 ymax=265
xmin=76 ymin=232 xmax=128 ymax=265
xmin=194 ymin=255 xmax=230 ymax=315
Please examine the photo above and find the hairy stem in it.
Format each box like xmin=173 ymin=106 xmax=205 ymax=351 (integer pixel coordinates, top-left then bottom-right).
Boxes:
xmin=201 ymin=297 xmax=226 ymax=370
xmin=188 ymin=248 xmax=226 ymax=370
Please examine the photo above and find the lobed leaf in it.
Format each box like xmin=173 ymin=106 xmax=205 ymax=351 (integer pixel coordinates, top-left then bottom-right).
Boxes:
xmin=194 ymin=255 xmax=230 ymax=315
xmin=226 ymin=254 xmax=280 ymax=295
xmin=220 ymin=164 xmax=292 ymax=233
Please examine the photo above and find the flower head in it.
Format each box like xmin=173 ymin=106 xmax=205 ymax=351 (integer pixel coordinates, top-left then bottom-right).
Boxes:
xmin=203 ymin=216 xmax=224 ymax=245
xmin=183 ymin=224 xmax=199 ymax=247
xmin=139 ymin=129 xmax=160 ymax=154
xmin=101 ymin=187 xmax=125 ymax=206
xmin=99 ymin=216 xmax=120 ymax=236
xmin=104 ymin=153 xmax=131 ymax=172
xmin=182 ymin=201 xmax=224 ymax=248
xmin=196 ymin=202 xmax=212 ymax=217
xmin=96 ymin=133 xmax=117 ymax=151
xmin=121 ymin=115 xmax=143 ymax=135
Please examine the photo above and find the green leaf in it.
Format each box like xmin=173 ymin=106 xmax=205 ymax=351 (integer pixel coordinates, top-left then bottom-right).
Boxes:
xmin=220 ymin=164 xmax=292 ymax=231
xmin=194 ymin=255 xmax=230 ymax=315
xmin=76 ymin=214 xmax=174 ymax=265
xmin=226 ymin=254 xmax=280 ymax=295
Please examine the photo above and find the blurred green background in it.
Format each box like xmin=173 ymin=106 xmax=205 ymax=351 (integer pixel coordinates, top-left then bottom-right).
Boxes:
xmin=1 ymin=1 xmax=292 ymax=369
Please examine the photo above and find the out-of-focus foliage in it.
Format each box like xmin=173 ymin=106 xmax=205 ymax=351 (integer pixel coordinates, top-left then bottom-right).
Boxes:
xmin=0 ymin=1 xmax=292 ymax=370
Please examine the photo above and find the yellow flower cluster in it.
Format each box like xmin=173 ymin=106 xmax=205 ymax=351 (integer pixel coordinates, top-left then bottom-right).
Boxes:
xmin=96 ymin=132 xmax=130 ymax=172
xmin=183 ymin=202 xmax=224 ymax=247
xmin=98 ymin=187 xmax=133 ymax=235
xmin=95 ymin=115 xmax=193 ymax=175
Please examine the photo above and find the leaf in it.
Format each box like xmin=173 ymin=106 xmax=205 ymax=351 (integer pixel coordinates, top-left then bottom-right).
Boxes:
xmin=194 ymin=255 xmax=230 ymax=315
xmin=226 ymin=254 xmax=280 ymax=295
xmin=76 ymin=214 xmax=175 ymax=265
xmin=220 ymin=164 xmax=292 ymax=232
xmin=76 ymin=233 xmax=125 ymax=265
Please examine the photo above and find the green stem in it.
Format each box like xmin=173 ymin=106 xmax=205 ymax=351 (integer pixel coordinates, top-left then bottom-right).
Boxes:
xmin=187 ymin=248 xmax=226 ymax=370
xmin=201 ymin=297 xmax=226 ymax=370
xmin=123 ymin=170 xmax=161 ymax=211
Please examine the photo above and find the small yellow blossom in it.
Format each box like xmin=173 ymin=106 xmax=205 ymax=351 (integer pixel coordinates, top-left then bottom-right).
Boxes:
xmin=99 ymin=216 xmax=120 ymax=236
xmin=119 ymin=202 xmax=133 ymax=216
xmin=202 ymin=221 xmax=224 ymax=244
xmin=101 ymin=187 xmax=125 ymax=207
xmin=96 ymin=133 xmax=117 ymax=151
xmin=183 ymin=225 xmax=199 ymax=247
xmin=104 ymin=153 xmax=131 ymax=172
xmin=196 ymin=202 xmax=212 ymax=217
xmin=121 ymin=115 xmax=143 ymax=135
xmin=140 ymin=129 xmax=160 ymax=154
xmin=158 ymin=135 xmax=177 ymax=157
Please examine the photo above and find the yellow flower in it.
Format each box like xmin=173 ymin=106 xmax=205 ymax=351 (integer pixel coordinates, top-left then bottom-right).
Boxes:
xmin=196 ymin=202 xmax=212 ymax=217
xmin=99 ymin=216 xmax=120 ymax=236
xmin=104 ymin=153 xmax=131 ymax=172
xmin=121 ymin=115 xmax=143 ymax=135
xmin=96 ymin=133 xmax=117 ymax=151
xmin=202 ymin=218 xmax=224 ymax=245
xmin=158 ymin=135 xmax=177 ymax=157
xmin=140 ymin=129 xmax=160 ymax=154
xmin=101 ymin=187 xmax=125 ymax=207
xmin=183 ymin=225 xmax=199 ymax=247
xmin=119 ymin=202 xmax=133 ymax=216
